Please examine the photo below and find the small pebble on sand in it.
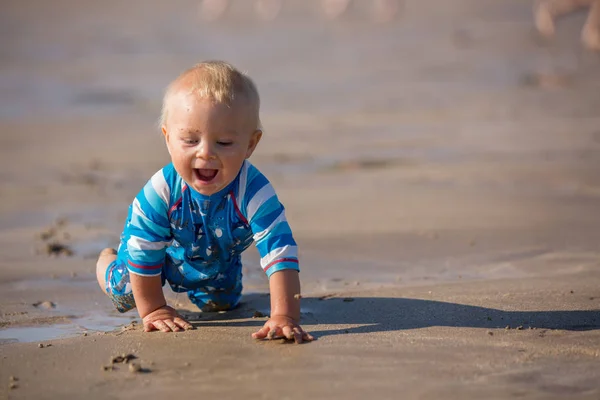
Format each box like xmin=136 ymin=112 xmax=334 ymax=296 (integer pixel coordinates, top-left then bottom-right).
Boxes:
xmin=33 ymin=301 xmax=56 ymax=309
xmin=128 ymin=363 xmax=142 ymax=373
xmin=487 ymin=331 xmax=494 ymax=336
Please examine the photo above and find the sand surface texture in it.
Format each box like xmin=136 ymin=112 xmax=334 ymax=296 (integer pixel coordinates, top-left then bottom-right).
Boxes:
xmin=1 ymin=1 xmax=599 ymax=399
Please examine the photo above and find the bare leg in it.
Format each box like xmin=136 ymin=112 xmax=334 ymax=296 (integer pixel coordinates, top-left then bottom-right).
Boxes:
xmin=96 ymin=248 xmax=117 ymax=294
xmin=534 ymin=0 xmax=594 ymax=36
xmin=582 ymin=0 xmax=600 ymax=50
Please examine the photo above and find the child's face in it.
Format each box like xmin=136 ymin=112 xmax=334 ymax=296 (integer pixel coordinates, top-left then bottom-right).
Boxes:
xmin=162 ymin=93 xmax=261 ymax=196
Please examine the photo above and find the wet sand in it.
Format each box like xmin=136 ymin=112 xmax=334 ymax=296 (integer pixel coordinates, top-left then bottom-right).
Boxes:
xmin=1 ymin=0 xmax=600 ymax=398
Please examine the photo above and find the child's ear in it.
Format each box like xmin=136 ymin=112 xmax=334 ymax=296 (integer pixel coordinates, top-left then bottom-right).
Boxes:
xmin=162 ymin=125 xmax=172 ymax=155
xmin=245 ymin=130 xmax=262 ymax=158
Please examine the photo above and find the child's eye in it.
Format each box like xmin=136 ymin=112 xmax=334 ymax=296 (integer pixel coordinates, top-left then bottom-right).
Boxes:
xmin=183 ymin=138 xmax=199 ymax=145
xmin=217 ymin=141 xmax=233 ymax=146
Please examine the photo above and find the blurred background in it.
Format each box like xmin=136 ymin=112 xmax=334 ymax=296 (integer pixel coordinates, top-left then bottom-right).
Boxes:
xmin=1 ymin=0 xmax=599 ymax=292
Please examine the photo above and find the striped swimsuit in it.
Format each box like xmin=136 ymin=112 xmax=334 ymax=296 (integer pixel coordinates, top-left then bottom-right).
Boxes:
xmin=105 ymin=160 xmax=299 ymax=312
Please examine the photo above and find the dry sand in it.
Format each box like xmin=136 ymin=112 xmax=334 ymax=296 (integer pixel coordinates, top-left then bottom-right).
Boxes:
xmin=1 ymin=0 xmax=600 ymax=399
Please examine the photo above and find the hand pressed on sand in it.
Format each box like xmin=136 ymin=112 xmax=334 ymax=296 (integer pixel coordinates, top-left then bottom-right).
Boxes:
xmin=252 ymin=315 xmax=314 ymax=344
xmin=142 ymin=305 xmax=194 ymax=332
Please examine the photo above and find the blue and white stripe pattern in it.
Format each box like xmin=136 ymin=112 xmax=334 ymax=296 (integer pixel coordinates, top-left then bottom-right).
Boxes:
xmin=235 ymin=161 xmax=299 ymax=275
xmin=116 ymin=161 xmax=298 ymax=285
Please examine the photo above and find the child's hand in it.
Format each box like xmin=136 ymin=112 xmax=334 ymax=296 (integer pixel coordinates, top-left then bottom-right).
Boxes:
xmin=252 ymin=315 xmax=314 ymax=344
xmin=142 ymin=305 xmax=193 ymax=332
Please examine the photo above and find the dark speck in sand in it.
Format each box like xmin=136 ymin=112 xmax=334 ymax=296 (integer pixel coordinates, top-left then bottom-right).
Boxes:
xmin=39 ymin=228 xmax=57 ymax=241
xmin=55 ymin=218 xmax=68 ymax=227
xmin=45 ymin=242 xmax=74 ymax=257
xmin=111 ymin=354 xmax=137 ymax=364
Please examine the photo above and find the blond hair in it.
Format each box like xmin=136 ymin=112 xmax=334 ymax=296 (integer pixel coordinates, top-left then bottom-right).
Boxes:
xmin=159 ymin=60 xmax=261 ymax=129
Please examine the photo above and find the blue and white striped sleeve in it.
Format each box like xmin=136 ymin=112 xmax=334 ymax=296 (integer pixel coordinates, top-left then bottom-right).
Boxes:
xmin=237 ymin=162 xmax=299 ymax=278
xmin=123 ymin=169 xmax=172 ymax=277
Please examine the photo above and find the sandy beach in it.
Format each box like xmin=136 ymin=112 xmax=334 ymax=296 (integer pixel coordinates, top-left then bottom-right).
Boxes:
xmin=1 ymin=0 xmax=600 ymax=399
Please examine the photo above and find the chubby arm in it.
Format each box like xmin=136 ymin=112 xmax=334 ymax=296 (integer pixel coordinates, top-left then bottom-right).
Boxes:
xmin=240 ymin=165 xmax=312 ymax=342
xmin=269 ymin=269 xmax=301 ymax=321
xmin=252 ymin=269 xmax=313 ymax=343
xmin=131 ymin=273 xmax=192 ymax=332
xmin=125 ymin=168 xmax=192 ymax=332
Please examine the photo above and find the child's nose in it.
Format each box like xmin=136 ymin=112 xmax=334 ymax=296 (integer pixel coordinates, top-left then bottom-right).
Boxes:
xmin=196 ymin=143 xmax=216 ymax=160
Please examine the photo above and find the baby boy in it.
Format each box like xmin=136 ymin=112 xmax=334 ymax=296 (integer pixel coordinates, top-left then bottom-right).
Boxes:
xmin=95 ymin=61 xmax=313 ymax=343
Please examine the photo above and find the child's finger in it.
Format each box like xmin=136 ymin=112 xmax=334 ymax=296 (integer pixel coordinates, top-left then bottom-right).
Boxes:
xmin=163 ymin=319 xmax=181 ymax=332
xmin=282 ymin=325 xmax=295 ymax=340
xmin=252 ymin=325 xmax=271 ymax=339
xmin=266 ymin=328 xmax=278 ymax=340
xmin=153 ymin=320 xmax=171 ymax=332
xmin=292 ymin=327 xmax=303 ymax=344
xmin=302 ymin=330 xmax=315 ymax=342
xmin=174 ymin=317 xmax=194 ymax=330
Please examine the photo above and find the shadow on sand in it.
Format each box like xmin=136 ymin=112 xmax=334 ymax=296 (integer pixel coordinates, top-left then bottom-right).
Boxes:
xmin=183 ymin=293 xmax=600 ymax=339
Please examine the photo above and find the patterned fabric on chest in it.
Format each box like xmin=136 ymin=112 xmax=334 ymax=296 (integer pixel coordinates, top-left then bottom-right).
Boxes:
xmin=168 ymin=192 xmax=254 ymax=266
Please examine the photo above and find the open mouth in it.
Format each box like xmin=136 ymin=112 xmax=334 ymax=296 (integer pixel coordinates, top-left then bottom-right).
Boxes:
xmin=194 ymin=168 xmax=218 ymax=183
